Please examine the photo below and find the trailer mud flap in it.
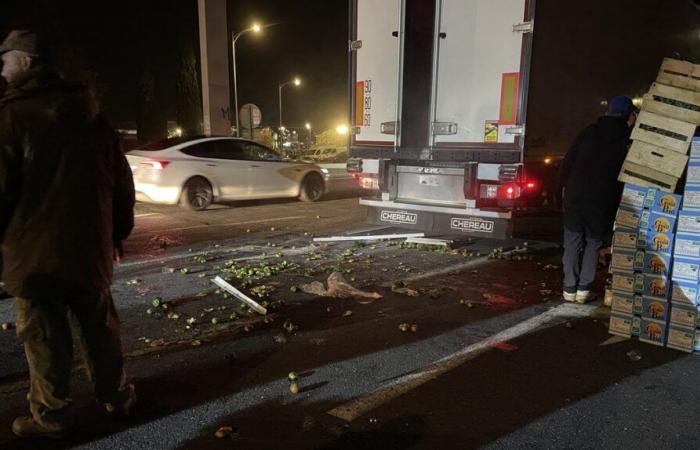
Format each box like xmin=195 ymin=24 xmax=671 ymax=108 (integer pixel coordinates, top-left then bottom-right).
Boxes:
xmin=366 ymin=206 xmax=512 ymax=239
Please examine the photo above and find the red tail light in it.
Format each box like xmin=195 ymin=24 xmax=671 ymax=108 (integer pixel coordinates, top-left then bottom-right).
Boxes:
xmin=140 ymin=159 xmax=170 ymax=170
xmin=498 ymin=183 xmax=521 ymax=199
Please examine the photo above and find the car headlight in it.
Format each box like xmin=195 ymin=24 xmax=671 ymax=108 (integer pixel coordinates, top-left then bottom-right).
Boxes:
xmin=320 ymin=168 xmax=329 ymax=174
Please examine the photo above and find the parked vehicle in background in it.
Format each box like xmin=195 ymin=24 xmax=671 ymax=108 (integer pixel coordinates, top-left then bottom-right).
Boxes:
xmin=126 ymin=136 xmax=329 ymax=210
xmin=304 ymin=148 xmax=363 ymax=194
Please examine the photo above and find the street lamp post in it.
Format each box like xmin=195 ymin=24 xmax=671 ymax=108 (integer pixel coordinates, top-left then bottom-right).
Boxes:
xmin=278 ymin=77 xmax=301 ymax=129
xmin=231 ymin=23 xmax=261 ymax=137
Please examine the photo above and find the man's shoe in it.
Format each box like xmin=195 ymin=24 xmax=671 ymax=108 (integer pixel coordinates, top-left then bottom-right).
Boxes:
xmin=575 ymin=290 xmax=595 ymax=303
xmin=563 ymin=291 xmax=577 ymax=302
xmin=105 ymin=384 xmax=137 ymax=418
xmin=11 ymin=416 xmax=68 ymax=439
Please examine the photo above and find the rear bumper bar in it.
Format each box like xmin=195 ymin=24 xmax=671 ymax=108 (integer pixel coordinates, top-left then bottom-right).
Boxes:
xmin=360 ymin=199 xmax=513 ymax=239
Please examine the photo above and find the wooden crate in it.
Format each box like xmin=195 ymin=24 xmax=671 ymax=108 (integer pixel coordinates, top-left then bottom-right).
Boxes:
xmin=618 ymin=160 xmax=678 ymax=193
xmin=642 ymin=83 xmax=700 ymax=125
xmin=630 ymin=110 xmax=696 ymax=154
xmin=657 ymin=58 xmax=700 ymax=92
xmin=625 ymin=140 xmax=688 ymax=178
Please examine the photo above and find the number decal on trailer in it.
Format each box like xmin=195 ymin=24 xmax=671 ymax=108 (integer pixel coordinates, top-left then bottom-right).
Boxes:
xmin=363 ymin=79 xmax=372 ymax=126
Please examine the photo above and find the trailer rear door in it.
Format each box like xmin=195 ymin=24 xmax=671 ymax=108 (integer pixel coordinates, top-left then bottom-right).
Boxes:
xmin=431 ymin=0 xmax=533 ymax=152
xmin=352 ymin=0 xmax=403 ymax=147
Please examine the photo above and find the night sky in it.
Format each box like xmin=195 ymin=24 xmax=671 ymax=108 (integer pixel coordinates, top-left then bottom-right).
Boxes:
xmin=0 ymin=0 xmax=698 ymax=153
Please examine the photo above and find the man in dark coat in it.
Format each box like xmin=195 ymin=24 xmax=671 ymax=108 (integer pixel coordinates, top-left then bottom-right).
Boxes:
xmin=0 ymin=30 xmax=136 ymax=438
xmin=559 ymin=96 xmax=637 ymax=303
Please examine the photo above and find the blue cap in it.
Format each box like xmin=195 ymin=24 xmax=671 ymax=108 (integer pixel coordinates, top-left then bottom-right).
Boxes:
xmin=606 ymin=96 xmax=636 ymax=117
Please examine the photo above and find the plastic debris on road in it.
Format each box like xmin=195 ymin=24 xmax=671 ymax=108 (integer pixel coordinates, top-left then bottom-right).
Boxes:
xmin=627 ymin=349 xmax=642 ymax=361
xmin=300 ymin=272 xmax=382 ymax=300
xmin=212 ymin=276 xmax=268 ymax=315
xmin=215 ymin=426 xmax=233 ymax=439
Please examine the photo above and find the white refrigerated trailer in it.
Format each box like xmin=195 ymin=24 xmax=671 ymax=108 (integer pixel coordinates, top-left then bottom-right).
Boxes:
xmin=347 ymin=0 xmax=538 ymax=239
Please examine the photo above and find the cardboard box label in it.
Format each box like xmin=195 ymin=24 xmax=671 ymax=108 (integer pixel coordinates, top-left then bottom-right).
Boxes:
xmin=640 ymin=274 xmax=669 ymax=298
xmin=677 ymin=211 xmax=700 ymax=234
xmin=611 ymin=292 xmax=637 ymax=315
xmin=609 ymin=313 xmax=635 ymax=338
xmin=647 ymin=212 xmax=676 ymax=233
xmin=686 ymin=160 xmax=700 ymax=185
xmin=670 ymin=302 xmax=698 ymax=327
xmin=638 ymin=317 xmax=668 ymax=346
xmin=671 ymin=280 xmax=700 ymax=305
xmin=638 ymin=296 xmax=669 ymax=320
xmin=642 ymin=251 xmax=672 ymax=276
xmin=611 ymin=250 xmax=636 ymax=272
xmin=643 ymin=230 xmax=674 ymax=254
xmin=613 ymin=229 xmax=639 ymax=250
xmin=682 ymin=185 xmax=700 ymax=211
xmin=672 ymin=257 xmax=700 ymax=282
xmin=615 ymin=206 xmax=645 ymax=229
xmin=646 ymin=191 xmax=682 ymax=216
xmin=666 ymin=324 xmax=695 ymax=353
xmin=691 ymin=137 xmax=700 ymax=159
xmin=620 ymin=183 xmax=648 ymax=210
xmin=612 ymin=271 xmax=637 ymax=293
xmin=673 ymin=233 xmax=700 ymax=258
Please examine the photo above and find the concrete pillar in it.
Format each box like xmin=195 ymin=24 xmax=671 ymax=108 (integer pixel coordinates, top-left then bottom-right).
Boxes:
xmin=198 ymin=0 xmax=231 ymax=136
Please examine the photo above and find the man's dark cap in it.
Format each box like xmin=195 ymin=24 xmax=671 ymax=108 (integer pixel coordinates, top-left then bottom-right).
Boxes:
xmin=0 ymin=30 xmax=45 ymax=56
xmin=606 ymin=96 xmax=636 ymax=117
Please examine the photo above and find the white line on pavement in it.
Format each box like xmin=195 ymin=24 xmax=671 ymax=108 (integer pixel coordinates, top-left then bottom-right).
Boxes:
xmin=133 ymin=215 xmax=307 ymax=235
xmin=118 ymin=242 xmax=316 ymax=269
xmin=73 ymin=302 xmax=592 ymax=450
xmin=134 ymin=213 xmax=161 ymax=218
xmin=390 ymin=241 xmax=558 ymax=286
xmin=326 ymin=302 xmax=596 ymax=421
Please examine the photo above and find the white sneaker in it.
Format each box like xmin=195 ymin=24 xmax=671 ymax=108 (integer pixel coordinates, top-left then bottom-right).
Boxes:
xmin=563 ymin=292 xmax=577 ymax=302
xmin=575 ymin=290 xmax=594 ymax=303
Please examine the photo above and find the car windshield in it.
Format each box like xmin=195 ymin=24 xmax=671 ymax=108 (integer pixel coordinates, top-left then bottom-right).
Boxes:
xmin=135 ymin=136 xmax=208 ymax=151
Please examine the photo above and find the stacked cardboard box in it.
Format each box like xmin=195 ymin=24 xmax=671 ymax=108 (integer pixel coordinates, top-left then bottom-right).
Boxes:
xmin=609 ymin=184 xmax=682 ymax=347
xmin=666 ymin=137 xmax=700 ymax=352
xmin=618 ymin=58 xmax=700 ymax=192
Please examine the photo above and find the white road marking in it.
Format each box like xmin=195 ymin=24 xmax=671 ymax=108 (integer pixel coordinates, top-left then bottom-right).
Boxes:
xmin=134 ymin=212 xmax=160 ymax=218
xmin=118 ymin=243 xmax=316 ymax=269
xmin=134 ymin=215 xmax=306 ymax=234
xmin=326 ymin=302 xmax=596 ymax=422
xmin=72 ymin=303 xmax=579 ymax=450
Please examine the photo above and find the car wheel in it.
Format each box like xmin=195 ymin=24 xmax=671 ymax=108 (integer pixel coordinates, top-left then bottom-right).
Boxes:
xmin=299 ymin=173 xmax=325 ymax=202
xmin=180 ymin=177 xmax=213 ymax=211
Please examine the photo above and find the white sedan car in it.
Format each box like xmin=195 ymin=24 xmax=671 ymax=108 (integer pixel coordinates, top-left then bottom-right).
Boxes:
xmin=126 ymin=137 xmax=329 ymax=210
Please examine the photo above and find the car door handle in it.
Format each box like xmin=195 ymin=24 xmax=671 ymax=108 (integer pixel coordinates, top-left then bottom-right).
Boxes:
xmin=206 ymin=163 xmax=217 ymax=167
xmin=250 ymin=164 xmax=261 ymax=168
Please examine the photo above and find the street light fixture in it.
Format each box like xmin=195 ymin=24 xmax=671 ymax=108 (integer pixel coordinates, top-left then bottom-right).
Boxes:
xmin=231 ymin=23 xmax=262 ymax=137
xmin=336 ymin=124 xmax=349 ymax=135
xmin=279 ymin=77 xmax=302 ymax=129
xmin=305 ymin=122 xmax=311 ymax=130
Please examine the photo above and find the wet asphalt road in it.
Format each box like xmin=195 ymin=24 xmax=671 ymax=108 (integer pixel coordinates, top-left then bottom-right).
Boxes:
xmin=0 ymin=196 xmax=699 ymax=449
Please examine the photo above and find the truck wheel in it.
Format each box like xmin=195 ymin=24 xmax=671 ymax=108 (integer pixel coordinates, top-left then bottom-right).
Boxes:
xmin=180 ymin=177 xmax=213 ymax=211
xmin=299 ymin=173 xmax=325 ymax=202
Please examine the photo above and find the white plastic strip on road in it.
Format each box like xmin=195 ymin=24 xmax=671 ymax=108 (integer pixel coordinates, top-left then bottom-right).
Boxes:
xmin=313 ymin=232 xmax=424 ymax=242
xmin=327 ymin=302 xmax=596 ymax=421
xmin=405 ymin=237 xmax=450 ymax=246
xmin=212 ymin=276 xmax=267 ymax=315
